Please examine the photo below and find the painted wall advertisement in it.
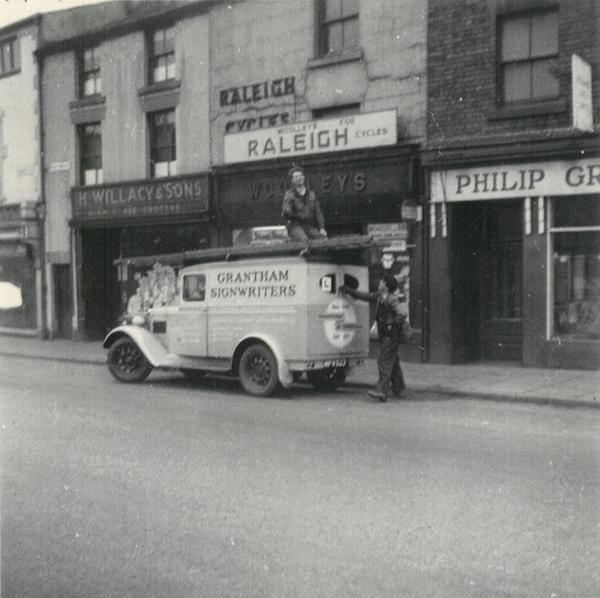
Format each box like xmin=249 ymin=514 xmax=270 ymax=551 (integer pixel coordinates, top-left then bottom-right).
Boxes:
xmin=224 ymin=110 xmax=397 ymax=164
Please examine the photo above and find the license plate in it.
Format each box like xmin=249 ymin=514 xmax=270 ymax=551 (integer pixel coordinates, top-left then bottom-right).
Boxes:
xmin=323 ymin=358 xmax=347 ymax=368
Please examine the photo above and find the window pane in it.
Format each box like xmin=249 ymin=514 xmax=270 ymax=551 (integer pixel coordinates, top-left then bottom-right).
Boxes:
xmin=325 ymin=0 xmax=342 ymax=21
xmin=342 ymin=0 xmax=359 ymax=17
xmin=166 ymin=54 xmax=175 ymax=79
xmin=84 ymin=169 xmax=97 ymax=186
xmin=532 ymin=59 xmax=559 ymax=99
xmin=155 ymin=162 xmax=169 ymax=177
xmin=95 ymin=75 xmax=102 ymax=94
xmin=2 ymin=43 xmax=13 ymax=71
xmin=83 ymin=76 xmax=96 ymax=96
xmin=553 ymin=232 xmax=600 ymax=339
xmin=153 ymin=30 xmax=165 ymax=55
xmin=554 ymin=197 xmax=600 ymax=228
xmin=169 ymin=160 xmax=177 ymax=176
xmin=326 ymin=22 xmax=343 ymax=53
xmin=531 ymin=11 xmax=558 ymax=57
xmin=97 ymin=169 xmax=103 ymax=185
xmin=164 ymin=26 xmax=175 ymax=52
xmin=153 ymin=60 xmax=166 ymax=83
xmin=502 ymin=17 xmax=530 ymax=61
xmin=504 ymin=63 xmax=531 ymax=102
xmin=343 ymin=18 xmax=359 ymax=48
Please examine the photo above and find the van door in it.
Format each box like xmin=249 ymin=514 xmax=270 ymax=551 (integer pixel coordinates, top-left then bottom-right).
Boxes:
xmin=168 ymin=273 xmax=208 ymax=356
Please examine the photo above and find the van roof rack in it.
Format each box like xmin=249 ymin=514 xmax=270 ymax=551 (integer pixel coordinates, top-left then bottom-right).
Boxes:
xmin=113 ymin=234 xmax=394 ymax=268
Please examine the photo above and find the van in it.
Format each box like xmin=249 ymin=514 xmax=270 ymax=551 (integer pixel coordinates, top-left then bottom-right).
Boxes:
xmin=103 ymin=246 xmax=370 ymax=396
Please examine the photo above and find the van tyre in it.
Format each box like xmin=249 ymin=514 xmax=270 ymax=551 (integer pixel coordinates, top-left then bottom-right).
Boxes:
xmin=107 ymin=337 xmax=152 ymax=383
xmin=238 ymin=343 xmax=279 ymax=397
xmin=307 ymin=367 xmax=347 ymax=392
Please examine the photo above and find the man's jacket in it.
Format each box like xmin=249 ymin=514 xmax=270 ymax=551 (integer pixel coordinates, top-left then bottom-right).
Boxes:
xmin=281 ymin=187 xmax=325 ymax=229
xmin=347 ymin=289 xmax=406 ymax=338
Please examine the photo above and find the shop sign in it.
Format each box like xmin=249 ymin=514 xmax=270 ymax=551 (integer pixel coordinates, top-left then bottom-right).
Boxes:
xmin=431 ymin=158 xmax=600 ymax=202
xmin=367 ymin=222 xmax=409 ymax=240
xmin=71 ymin=175 xmax=209 ymax=222
xmin=50 ymin=161 xmax=70 ymax=172
xmin=572 ymin=54 xmax=593 ymax=132
xmin=224 ymin=110 xmax=397 ymax=164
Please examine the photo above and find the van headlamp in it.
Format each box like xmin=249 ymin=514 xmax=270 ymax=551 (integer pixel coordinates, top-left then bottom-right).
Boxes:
xmin=132 ymin=315 xmax=146 ymax=326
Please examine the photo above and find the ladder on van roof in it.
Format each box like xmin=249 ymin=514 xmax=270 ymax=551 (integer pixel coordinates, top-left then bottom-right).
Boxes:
xmin=112 ymin=234 xmax=396 ymax=268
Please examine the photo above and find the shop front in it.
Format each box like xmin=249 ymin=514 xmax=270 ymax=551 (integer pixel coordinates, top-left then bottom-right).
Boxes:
xmin=428 ymin=156 xmax=600 ymax=370
xmin=0 ymin=202 xmax=43 ymax=336
xmin=213 ymin=142 xmax=424 ymax=362
xmin=70 ymin=173 xmax=211 ymax=340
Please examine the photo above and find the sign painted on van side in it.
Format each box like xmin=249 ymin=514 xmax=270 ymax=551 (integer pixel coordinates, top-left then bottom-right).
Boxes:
xmin=208 ymin=265 xmax=305 ymax=305
xmin=71 ymin=174 xmax=209 ymax=223
xmin=431 ymin=158 xmax=600 ymax=202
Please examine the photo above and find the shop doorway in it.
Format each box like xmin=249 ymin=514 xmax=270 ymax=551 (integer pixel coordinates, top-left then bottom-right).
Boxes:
xmin=451 ymin=200 xmax=523 ymax=362
xmin=53 ymin=264 xmax=72 ymax=338
xmin=81 ymin=228 xmax=122 ymax=340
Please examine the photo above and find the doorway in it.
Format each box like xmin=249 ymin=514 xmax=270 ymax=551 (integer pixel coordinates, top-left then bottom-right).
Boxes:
xmin=451 ymin=200 xmax=523 ymax=362
xmin=53 ymin=264 xmax=72 ymax=338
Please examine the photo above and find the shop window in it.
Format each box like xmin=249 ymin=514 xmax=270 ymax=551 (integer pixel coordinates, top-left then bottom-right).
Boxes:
xmin=316 ymin=0 xmax=359 ymax=57
xmin=312 ymin=103 xmax=360 ymax=120
xmin=79 ymin=46 xmax=101 ymax=97
xmin=499 ymin=9 xmax=559 ymax=104
xmin=551 ymin=197 xmax=600 ymax=340
xmin=149 ymin=110 xmax=177 ymax=178
xmin=78 ymin=123 xmax=103 ymax=186
xmin=149 ymin=26 xmax=175 ymax=84
xmin=0 ymin=37 xmax=18 ymax=76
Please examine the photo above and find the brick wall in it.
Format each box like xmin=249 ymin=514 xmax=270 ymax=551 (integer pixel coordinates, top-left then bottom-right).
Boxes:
xmin=427 ymin=0 xmax=600 ymax=145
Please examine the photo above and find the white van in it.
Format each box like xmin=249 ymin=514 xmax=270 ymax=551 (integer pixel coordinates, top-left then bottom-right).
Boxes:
xmin=103 ymin=250 xmax=370 ymax=396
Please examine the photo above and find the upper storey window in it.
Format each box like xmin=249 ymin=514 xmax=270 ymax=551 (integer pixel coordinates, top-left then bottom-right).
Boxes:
xmin=317 ymin=0 xmax=359 ymax=57
xmin=499 ymin=10 xmax=559 ymax=104
xmin=80 ymin=46 xmax=102 ymax=97
xmin=0 ymin=38 xmax=19 ymax=76
xmin=149 ymin=26 xmax=175 ymax=84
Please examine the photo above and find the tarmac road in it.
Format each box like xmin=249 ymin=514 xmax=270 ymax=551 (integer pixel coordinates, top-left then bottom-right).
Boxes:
xmin=1 ymin=356 xmax=599 ymax=597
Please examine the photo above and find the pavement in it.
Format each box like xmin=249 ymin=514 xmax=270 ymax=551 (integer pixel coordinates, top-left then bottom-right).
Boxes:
xmin=0 ymin=334 xmax=598 ymax=409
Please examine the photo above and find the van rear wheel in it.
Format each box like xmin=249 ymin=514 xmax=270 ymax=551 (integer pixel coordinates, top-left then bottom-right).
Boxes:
xmin=107 ymin=337 xmax=152 ymax=383
xmin=238 ymin=343 xmax=279 ymax=397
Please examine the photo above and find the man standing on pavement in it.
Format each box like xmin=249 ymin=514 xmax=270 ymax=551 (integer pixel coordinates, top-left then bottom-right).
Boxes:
xmin=340 ymin=274 xmax=407 ymax=401
xmin=281 ymin=166 xmax=327 ymax=241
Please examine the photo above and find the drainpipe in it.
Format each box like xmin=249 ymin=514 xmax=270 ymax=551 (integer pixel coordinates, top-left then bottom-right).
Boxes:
xmin=35 ymin=15 xmax=48 ymax=338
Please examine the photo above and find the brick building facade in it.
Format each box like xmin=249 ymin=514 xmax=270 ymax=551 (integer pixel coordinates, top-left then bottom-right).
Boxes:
xmin=424 ymin=0 xmax=600 ymax=369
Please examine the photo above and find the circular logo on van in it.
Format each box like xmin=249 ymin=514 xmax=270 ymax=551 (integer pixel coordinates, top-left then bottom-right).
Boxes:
xmin=323 ymin=298 xmax=357 ymax=349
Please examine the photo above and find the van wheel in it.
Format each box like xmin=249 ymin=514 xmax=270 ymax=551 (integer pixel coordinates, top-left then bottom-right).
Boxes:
xmin=107 ymin=337 xmax=152 ymax=383
xmin=180 ymin=369 xmax=206 ymax=380
xmin=238 ymin=344 xmax=279 ymax=397
xmin=307 ymin=367 xmax=347 ymax=392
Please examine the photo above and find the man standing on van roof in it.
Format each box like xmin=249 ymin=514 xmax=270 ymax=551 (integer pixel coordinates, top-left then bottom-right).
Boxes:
xmin=281 ymin=166 xmax=327 ymax=241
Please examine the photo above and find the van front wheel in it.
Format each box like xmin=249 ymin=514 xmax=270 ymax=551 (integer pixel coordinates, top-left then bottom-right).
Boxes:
xmin=238 ymin=344 xmax=279 ymax=397
xmin=107 ymin=337 xmax=152 ymax=383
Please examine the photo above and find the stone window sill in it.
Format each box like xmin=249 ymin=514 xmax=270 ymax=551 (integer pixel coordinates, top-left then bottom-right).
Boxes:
xmin=138 ymin=79 xmax=181 ymax=97
xmin=69 ymin=95 xmax=106 ymax=124
xmin=307 ymin=47 xmax=363 ymax=70
xmin=489 ymin=98 xmax=567 ymax=120
xmin=69 ymin=95 xmax=106 ymax=110
xmin=138 ymin=80 xmax=181 ymax=112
